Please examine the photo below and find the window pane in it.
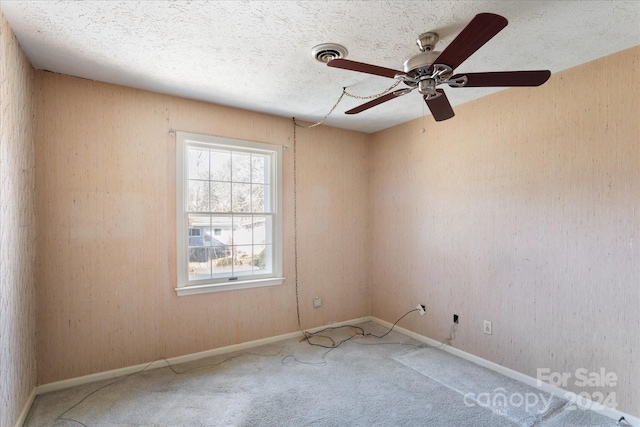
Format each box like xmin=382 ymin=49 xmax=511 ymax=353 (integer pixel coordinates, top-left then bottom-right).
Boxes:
xmin=210 ymin=150 xmax=231 ymax=181
xmin=208 ymin=243 xmax=227 ymax=261
xmin=234 ymin=245 xmax=254 ymax=275
xmin=254 ymin=244 xmax=273 ymax=275
xmin=210 ymin=182 xmax=231 ymax=212
xmin=232 ymin=183 xmax=252 ymax=212
xmin=252 ymin=216 xmax=267 ymax=244
xmin=211 ymin=252 xmax=234 ymax=277
xmin=188 ymin=213 xmax=212 ymax=281
xmin=188 ymin=214 xmax=211 ymax=245
xmin=188 ymin=149 xmax=210 ymax=180
xmin=232 ymin=153 xmax=251 ymax=183
xmin=188 ymin=248 xmax=211 ymax=281
xmin=233 ymin=216 xmax=253 ymax=245
xmin=252 ymin=155 xmax=267 ymax=184
xmin=251 ymin=184 xmax=265 ymax=213
xmin=188 ymin=180 xmax=209 ymax=212
xmin=211 ymin=216 xmax=232 ymax=245
xmin=253 ymin=245 xmax=266 ymax=272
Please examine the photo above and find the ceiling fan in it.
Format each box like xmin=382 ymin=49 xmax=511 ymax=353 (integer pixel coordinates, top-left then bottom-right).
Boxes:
xmin=327 ymin=13 xmax=551 ymax=121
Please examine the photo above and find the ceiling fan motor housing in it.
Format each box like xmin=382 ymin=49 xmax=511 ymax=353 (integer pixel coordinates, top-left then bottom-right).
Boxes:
xmin=402 ymin=32 xmax=441 ymax=74
xmin=403 ymin=51 xmax=441 ymax=73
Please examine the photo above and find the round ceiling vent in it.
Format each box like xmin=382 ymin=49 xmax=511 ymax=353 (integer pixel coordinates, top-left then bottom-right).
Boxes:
xmin=311 ymin=43 xmax=348 ymax=63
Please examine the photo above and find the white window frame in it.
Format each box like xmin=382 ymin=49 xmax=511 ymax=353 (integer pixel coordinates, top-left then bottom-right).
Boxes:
xmin=175 ymin=131 xmax=284 ymax=296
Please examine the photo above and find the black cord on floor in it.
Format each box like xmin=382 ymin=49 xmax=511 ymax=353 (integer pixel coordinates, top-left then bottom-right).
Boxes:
xmin=303 ymin=325 xmax=365 ymax=349
xmin=53 ymin=347 xmax=289 ymax=426
xmin=55 ymin=360 xmax=155 ymax=425
xmin=50 ymin=310 xmax=423 ymax=425
xmin=161 ymin=346 xmax=289 ymax=375
xmin=301 ymin=308 xmax=420 ymax=350
xmin=366 ymin=308 xmax=419 ymax=339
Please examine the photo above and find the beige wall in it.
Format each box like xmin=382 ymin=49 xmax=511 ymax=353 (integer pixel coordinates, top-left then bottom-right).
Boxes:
xmin=0 ymin=12 xmax=37 ymax=427
xmin=370 ymin=47 xmax=639 ymax=415
xmin=34 ymin=72 xmax=371 ymax=384
xmin=7 ymin=10 xmax=637 ymax=421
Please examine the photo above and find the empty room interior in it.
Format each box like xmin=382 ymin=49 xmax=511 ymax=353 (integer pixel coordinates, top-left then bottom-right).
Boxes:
xmin=1 ymin=1 xmax=639 ymax=426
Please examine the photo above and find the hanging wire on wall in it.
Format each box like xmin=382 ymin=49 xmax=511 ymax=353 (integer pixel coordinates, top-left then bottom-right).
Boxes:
xmin=291 ymin=80 xmax=402 ymax=334
xmin=291 ymin=116 xmax=444 ymax=349
xmin=292 ymin=117 xmax=302 ymax=330
xmin=291 ymin=81 xmax=401 ymax=332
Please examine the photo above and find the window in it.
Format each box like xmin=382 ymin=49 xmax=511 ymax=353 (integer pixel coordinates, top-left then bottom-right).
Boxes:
xmin=176 ymin=132 xmax=283 ymax=296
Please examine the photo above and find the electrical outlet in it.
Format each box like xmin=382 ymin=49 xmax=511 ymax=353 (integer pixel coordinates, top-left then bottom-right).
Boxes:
xmin=483 ymin=320 xmax=492 ymax=335
xmin=313 ymin=297 xmax=322 ymax=308
xmin=453 ymin=314 xmax=459 ymax=324
xmin=416 ymin=304 xmax=426 ymax=315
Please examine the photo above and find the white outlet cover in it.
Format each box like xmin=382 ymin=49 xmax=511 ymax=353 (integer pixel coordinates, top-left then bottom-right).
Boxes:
xmin=484 ymin=320 xmax=492 ymax=335
xmin=313 ymin=297 xmax=322 ymax=308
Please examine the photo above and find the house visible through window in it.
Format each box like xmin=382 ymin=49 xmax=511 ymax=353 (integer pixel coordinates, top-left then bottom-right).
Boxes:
xmin=176 ymin=132 xmax=283 ymax=296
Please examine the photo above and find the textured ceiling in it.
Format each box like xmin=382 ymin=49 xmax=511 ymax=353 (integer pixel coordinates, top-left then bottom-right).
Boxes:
xmin=2 ymin=1 xmax=639 ymax=133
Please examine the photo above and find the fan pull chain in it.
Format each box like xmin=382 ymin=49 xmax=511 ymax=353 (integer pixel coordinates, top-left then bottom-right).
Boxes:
xmin=294 ymin=91 xmax=346 ymax=129
xmin=343 ymin=80 xmax=401 ymax=100
xmin=293 ymin=80 xmax=401 ymax=129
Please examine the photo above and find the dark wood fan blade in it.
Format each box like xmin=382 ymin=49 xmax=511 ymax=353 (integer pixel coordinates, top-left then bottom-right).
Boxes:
xmin=328 ymin=58 xmax=406 ymax=79
xmin=345 ymin=89 xmax=409 ymax=114
xmin=452 ymin=70 xmax=551 ymax=87
xmin=424 ymin=90 xmax=455 ymax=121
xmin=433 ymin=13 xmax=508 ymax=70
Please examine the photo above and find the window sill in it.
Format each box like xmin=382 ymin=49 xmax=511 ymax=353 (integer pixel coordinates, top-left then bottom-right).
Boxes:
xmin=175 ymin=277 xmax=284 ymax=296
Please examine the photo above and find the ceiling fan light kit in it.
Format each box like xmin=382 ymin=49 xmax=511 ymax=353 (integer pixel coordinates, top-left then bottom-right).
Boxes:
xmin=327 ymin=13 xmax=551 ymax=122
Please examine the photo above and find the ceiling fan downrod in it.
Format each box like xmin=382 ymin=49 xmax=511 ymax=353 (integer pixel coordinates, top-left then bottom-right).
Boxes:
xmin=416 ymin=32 xmax=439 ymax=52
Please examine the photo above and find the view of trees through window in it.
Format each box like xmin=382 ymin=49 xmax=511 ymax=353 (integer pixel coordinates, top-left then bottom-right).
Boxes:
xmin=186 ymin=147 xmax=273 ymax=281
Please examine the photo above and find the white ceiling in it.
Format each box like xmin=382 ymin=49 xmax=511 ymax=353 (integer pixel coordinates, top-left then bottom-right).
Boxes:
xmin=2 ymin=1 xmax=639 ymax=133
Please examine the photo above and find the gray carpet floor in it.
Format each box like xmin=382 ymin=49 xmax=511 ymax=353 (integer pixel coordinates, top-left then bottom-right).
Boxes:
xmin=24 ymin=321 xmax=619 ymax=426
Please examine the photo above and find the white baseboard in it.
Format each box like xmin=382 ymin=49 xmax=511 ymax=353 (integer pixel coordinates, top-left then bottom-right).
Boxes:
xmin=32 ymin=315 xmax=638 ymax=427
xmin=369 ymin=316 xmax=639 ymax=427
xmin=36 ymin=317 xmax=372 ymax=395
xmin=15 ymin=387 xmax=36 ymax=427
